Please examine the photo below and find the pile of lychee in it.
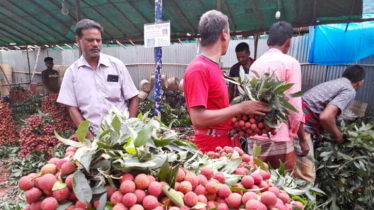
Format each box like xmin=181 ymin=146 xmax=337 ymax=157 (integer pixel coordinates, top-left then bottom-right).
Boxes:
xmin=19 ymin=146 xmax=78 ymax=210
xmin=231 ymin=115 xmax=278 ymax=139
xmin=18 ymin=144 xmax=304 ymax=210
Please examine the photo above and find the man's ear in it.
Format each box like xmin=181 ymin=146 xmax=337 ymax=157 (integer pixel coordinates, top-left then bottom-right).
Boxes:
xmin=75 ymin=36 xmax=80 ymax=46
xmin=221 ymin=29 xmax=228 ymax=41
xmin=284 ymin=39 xmax=291 ymax=48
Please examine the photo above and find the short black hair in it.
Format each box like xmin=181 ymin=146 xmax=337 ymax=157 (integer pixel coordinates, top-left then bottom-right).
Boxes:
xmin=342 ymin=65 xmax=366 ymax=83
xmin=235 ymin=42 xmax=250 ymax=54
xmin=75 ymin=19 xmax=104 ymax=38
xmin=44 ymin=57 xmax=53 ymax=62
xmin=268 ymin=21 xmax=293 ymax=46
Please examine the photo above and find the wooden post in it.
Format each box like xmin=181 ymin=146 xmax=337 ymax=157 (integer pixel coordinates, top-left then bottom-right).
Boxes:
xmin=0 ymin=65 xmax=11 ymax=91
xmin=30 ymin=46 xmax=41 ymax=82
xmin=254 ymin=33 xmax=259 ymax=59
xmin=26 ymin=46 xmax=32 ymax=83
xmin=216 ymin=0 xmax=221 ymax=11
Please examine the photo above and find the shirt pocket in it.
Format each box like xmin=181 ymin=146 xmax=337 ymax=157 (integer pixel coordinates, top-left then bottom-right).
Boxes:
xmin=105 ymin=85 xmax=122 ymax=102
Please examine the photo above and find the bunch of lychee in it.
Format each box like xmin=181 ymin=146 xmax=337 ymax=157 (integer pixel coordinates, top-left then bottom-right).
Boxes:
xmin=19 ymin=146 xmax=78 ymax=210
xmin=19 ymin=115 xmax=59 ymax=157
xmin=0 ymin=100 xmax=18 ymax=146
xmin=41 ymin=93 xmax=74 ymax=132
xmin=9 ymin=88 xmax=32 ymax=104
xmin=231 ymin=115 xmax=277 ymax=139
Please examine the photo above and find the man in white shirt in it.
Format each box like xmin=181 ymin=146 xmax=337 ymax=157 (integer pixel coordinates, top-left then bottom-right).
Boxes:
xmin=58 ymin=19 xmax=139 ymax=138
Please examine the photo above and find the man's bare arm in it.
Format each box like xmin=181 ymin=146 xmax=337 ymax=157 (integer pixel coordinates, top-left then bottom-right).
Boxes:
xmin=320 ymin=104 xmax=344 ymax=144
xmin=190 ymin=101 xmax=269 ymax=129
xmin=128 ymin=96 xmax=139 ymax=118
xmin=67 ymin=106 xmax=94 ymax=139
xmin=228 ymin=83 xmax=235 ymax=102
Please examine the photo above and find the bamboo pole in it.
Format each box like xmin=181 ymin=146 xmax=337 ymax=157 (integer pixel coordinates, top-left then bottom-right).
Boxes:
xmin=30 ymin=46 xmax=41 ymax=82
xmin=26 ymin=45 xmax=32 ymax=83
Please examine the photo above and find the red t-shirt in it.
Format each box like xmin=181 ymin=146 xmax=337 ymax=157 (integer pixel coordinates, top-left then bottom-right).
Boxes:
xmin=183 ymin=55 xmax=232 ymax=131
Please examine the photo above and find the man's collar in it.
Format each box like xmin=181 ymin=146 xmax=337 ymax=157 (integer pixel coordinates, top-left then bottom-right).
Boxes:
xmin=77 ymin=53 xmax=110 ymax=68
xmin=268 ymin=48 xmax=283 ymax=53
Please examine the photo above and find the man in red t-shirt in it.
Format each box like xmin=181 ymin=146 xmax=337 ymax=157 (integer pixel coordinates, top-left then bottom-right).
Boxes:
xmin=184 ymin=10 xmax=269 ymax=153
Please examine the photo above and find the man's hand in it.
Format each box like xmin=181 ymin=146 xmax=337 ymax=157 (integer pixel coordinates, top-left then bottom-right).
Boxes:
xmin=239 ymin=101 xmax=269 ymax=116
xmin=297 ymin=140 xmax=310 ymax=157
xmin=335 ymin=133 xmax=346 ymax=144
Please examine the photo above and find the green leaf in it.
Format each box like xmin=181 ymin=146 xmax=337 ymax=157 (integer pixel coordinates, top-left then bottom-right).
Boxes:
xmin=274 ymin=83 xmax=294 ymax=94
xmin=55 ymin=131 xmax=84 ymax=148
xmin=245 ymin=86 xmax=257 ymax=101
xmin=158 ymin=158 xmax=170 ymax=182
xmin=224 ymin=174 xmax=243 ymax=186
xmin=57 ymin=202 xmax=73 ymax=210
xmin=191 ymin=202 xmax=207 ymax=209
xmin=278 ymin=161 xmax=285 ymax=175
xmin=76 ymin=120 xmax=90 ymax=142
xmin=167 ymin=165 xmax=180 ymax=189
xmin=162 ymin=185 xmax=184 ymax=207
xmin=52 ymin=179 xmax=67 ymax=191
xmin=283 ymin=186 xmax=310 ymax=196
xmin=73 ymin=170 xmax=93 ymax=204
xmin=251 ymin=70 xmax=260 ymax=78
xmin=253 ymin=158 xmax=267 ymax=171
xmin=279 ymin=97 xmax=298 ymax=113
xmin=104 ymin=203 xmax=113 ymax=210
xmin=153 ymin=139 xmax=175 ymax=147
xmin=97 ymin=193 xmax=107 ymax=210
xmin=239 ymin=66 xmax=246 ymax=84
xmin=123 ymin=127 xmax=136 ymax=154
xmin=74 ymin=147 xmax=92 ymax=172
xmin=230 ymin=187 xmax=248 ymax=192
xmin=222 ymin=157 xmax=243 ymax=174
xmin=134 ymin=123 xmax=153 ymax=147
xmin=310 ymin=187 xmax=325 ymax=195
xmin=92 ymin=186 xmax=107 ymax=195
xmin=91 ymin=159 xmax=111 ymax=171
xmin=286 ymin=91 xmax=304 ymax=98
xmin=252 ymin=143 xmax=262 ymax=159
xmin=337 ymin=151 xmax=353 ymax=160
xmin=205 ymin=157 xmax=229 ymax=170
xmin=111 ymin=116 xmax=121 ymax=132
xmin=250 ymin=77 xmax=258 ymax=87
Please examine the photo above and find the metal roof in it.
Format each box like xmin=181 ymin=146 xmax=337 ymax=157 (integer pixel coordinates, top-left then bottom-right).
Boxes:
xmin=0 ymin=0 xmax=367 ymax=48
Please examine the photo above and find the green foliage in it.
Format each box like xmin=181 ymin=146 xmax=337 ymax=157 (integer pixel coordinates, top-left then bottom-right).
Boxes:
xmin=55 ymin=107 xmax=200 ymax=208
xmin=315 ymin=122 xmax=374 ymax=209
xmin=138 ymin=100 xmax=191 ymax=127
xmin=227 ymin=68 xmax=302 ymax=129
xmin=1 ymin=144 xmax=67 ymax=186
xmin=270 ymin=164 xmax=323 ymax=210
xmin=10 ymin=95 xmax=44 ymax=124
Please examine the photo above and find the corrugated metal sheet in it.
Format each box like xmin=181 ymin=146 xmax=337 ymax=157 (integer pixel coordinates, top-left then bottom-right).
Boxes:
xmin=288 ymin=35 xmax=311 ymax=63
xmin=300 ymin=64 xmax=327 ymax=91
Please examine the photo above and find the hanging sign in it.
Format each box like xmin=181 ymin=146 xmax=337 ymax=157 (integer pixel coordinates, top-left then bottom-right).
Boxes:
xmin=144 ymin=21 xmax=170 ymax=48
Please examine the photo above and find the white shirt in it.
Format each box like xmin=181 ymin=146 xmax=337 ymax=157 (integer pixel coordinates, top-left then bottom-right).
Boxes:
xmin=57 ymin=53 xmax=138 ymax=132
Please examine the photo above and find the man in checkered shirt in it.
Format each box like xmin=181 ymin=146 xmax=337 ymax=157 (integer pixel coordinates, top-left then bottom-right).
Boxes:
xmin=296 ymin=65 xmax=366 ymax=181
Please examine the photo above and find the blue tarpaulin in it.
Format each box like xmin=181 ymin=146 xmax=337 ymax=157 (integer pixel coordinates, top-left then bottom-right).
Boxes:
xmin=308 ymin=16 xmax=374 ymax=65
